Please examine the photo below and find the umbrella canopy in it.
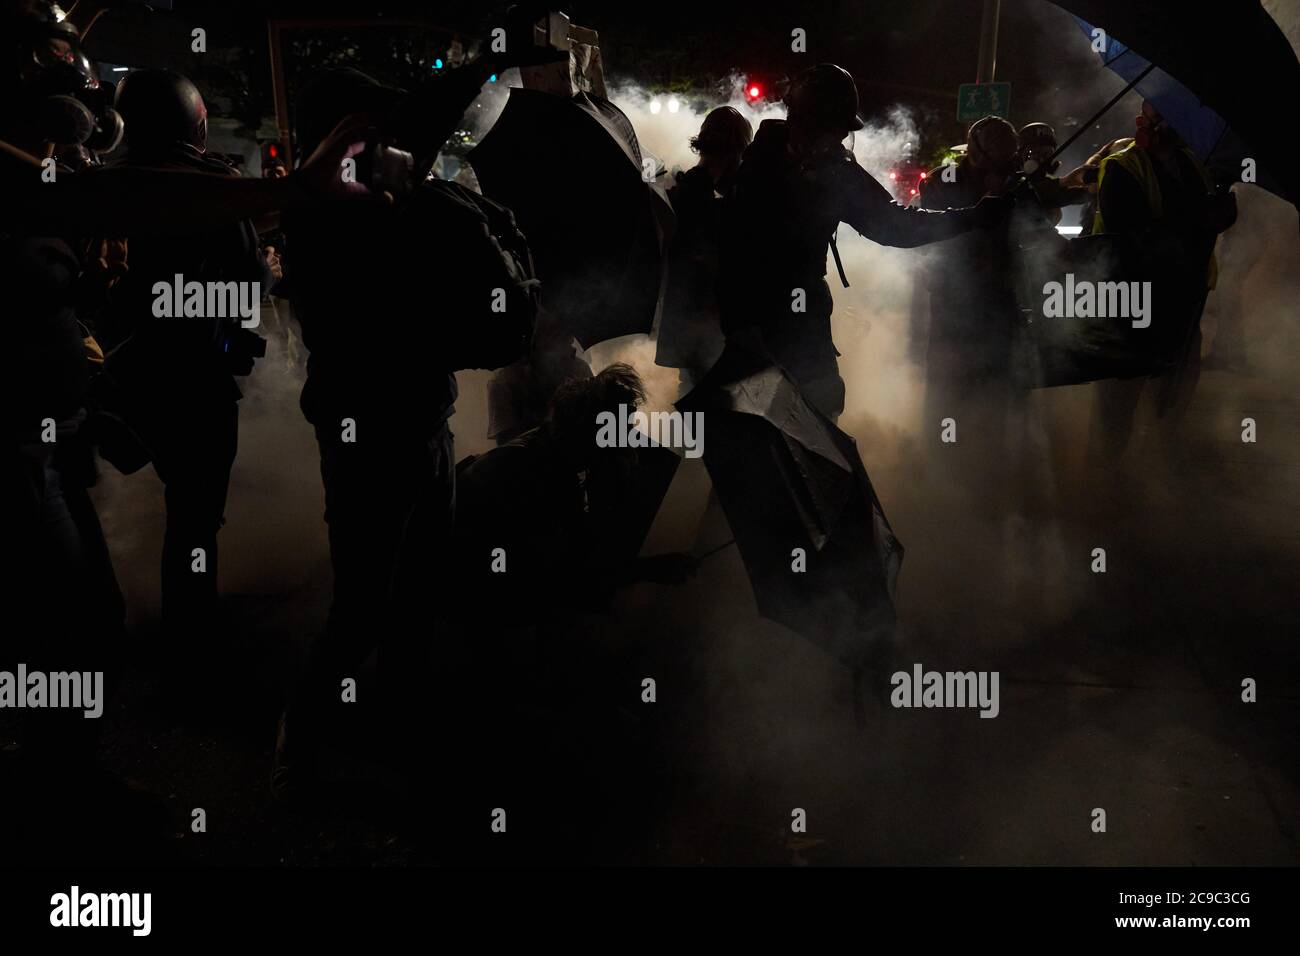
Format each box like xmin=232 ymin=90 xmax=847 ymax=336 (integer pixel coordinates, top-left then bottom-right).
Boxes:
xmin=469 ymin=88 xmax=675 ymax=349
xmin=607 ymin=442 xmax=682 ymax=564
xmin=1049 ymin=0 xmax=1300 ymax=217
xmin=679 ymin=347 xmax=903 ymax=668
xmin=448 ymin=430 xmax=680 ymax=623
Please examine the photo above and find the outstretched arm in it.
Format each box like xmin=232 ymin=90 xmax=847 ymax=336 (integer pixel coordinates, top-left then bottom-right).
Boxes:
xmin=842 ymin=161 xmax=1002 ymax=248
xmin=1 ymin=115 xmax=379 ymax=236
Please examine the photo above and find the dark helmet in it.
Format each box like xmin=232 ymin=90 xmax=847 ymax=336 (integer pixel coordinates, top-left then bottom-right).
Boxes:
xmin=966 ymin=114 xmax=1018 ymax=170
xmin=1018 ymin=122 xmax=1056 ymax=149
xmin=691 ymin=105 xmax=753 ymax=157
xmin=115 ymin=69 xmax=208 ymax=154
xmin=786 ymin=63 xmax=864 ymax=133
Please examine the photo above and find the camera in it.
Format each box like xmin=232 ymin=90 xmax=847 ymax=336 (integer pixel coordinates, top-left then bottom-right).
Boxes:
xmin=356 ymin=142 xmax=415 ymax=198
xmin=505 ymin=6 xmax=572 ymax=65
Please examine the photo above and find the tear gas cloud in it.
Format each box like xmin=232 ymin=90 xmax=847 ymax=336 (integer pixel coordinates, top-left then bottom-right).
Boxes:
xmin=86 ymin=40 xmax=1300 ymax=864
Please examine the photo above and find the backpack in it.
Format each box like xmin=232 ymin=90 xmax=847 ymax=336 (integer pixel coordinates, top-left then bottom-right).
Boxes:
xmin=402 ymin=179 xmax=539 ymax=371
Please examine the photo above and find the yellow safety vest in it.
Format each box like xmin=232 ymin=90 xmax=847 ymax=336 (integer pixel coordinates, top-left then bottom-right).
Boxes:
xmin=1092 ymin=141 xmax=1218 ymax=289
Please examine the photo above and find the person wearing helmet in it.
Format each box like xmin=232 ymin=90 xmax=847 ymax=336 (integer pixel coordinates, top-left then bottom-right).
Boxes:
xmin=99 ymin=69 xmax=274 ymax=638
xmin=0 ymin=0 xmax=140 ymax=861
xmin=0 ymin=13 xmax=379 ymax=819
xmin=1087 ymin=100 xmax=1236 ymax=463
xmin=657 ymin=105 xmax=754 ymax=390
xmin=717 ymin=63 xmax=1008 ymax=419
xmin=921 ymin=115 xmax=1020 ymax=212
xmin=1 ymin=1 xmax=381 ymax=238
xmin=914 ymin=114 xmax=1031 ymax=459
xmin=1015 ymin=121 xmax=1090 ymax=227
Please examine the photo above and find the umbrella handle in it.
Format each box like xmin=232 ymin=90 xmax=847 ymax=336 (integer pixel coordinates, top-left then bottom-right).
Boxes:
xmin=1045 ymin=61 xmax=1156 ymax=173
xmin=1003 ymin=61 xmax=1159 ymax=204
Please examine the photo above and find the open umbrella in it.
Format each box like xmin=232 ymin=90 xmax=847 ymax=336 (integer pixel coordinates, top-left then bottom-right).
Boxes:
xmin=469 ymin=88 xmax=675 ymax=349
xmin=1048 ymin=0 xmax=1300 ymax=217
xmin=679 ymin=346 xmax=903 ymax=668
xmin=607 ymin=442 xmax=682 ymax=564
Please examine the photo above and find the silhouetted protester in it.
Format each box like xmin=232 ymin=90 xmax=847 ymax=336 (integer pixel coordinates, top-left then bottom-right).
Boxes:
xmin=96 ymin=70 xmax=270 ymax=636
xmin=1017 ymin=121 xmax=1091 ymax=227
xmin=0 ymin=0 xmax=377 ymax=861
xmin=1087 ymin=100 xmax=1237 ymax=463
xmin=1075 ymin=138 xmax=1130 ymax=238
xmin=656 ymin=106 xmax=753 ymax=393
xmin=486 ymin=308 xmax=593 ymax=446
xmin=718 ymin=64 xmax=1007 ymax=421
xmin=0 ymin=0 xmax=159 ymax=864
xmin=273 ymin=62 xmax=533 ymax=802
xmin=455 ymin=364 xmax=694 ymax=617
xmin=1200 ymin=186 xmax=1258 ymax=374
xmin=916 ymin=115 xmax=1023 ymax=448
xmin=448 ymin=364 xmax=693 ymax=860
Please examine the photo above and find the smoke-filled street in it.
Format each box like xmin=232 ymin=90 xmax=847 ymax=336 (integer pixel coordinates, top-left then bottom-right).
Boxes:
xmin=75 ymin=195 xmax=1300 ymax=865
xmin=2 ymin=0 xmax=1299 ymax=940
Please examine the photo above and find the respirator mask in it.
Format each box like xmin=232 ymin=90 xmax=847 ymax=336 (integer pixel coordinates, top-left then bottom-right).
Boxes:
xmin=9 ymin=3 xmax=123 ymax=152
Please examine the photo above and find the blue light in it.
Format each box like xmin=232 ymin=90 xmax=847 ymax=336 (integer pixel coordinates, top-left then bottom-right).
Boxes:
xmin=434 ymin=58 xmax=443 ymax=69
xmin=489 ymin=74 xmax=497 ymax=83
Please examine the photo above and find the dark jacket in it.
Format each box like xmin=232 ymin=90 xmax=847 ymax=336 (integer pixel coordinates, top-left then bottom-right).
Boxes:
xmin=916 ymin=159 xmax=1020 ymax=384
xmin=655 ymin=164 xmax=729 ymax=374
xmin=284 ymin=193 xmax=458 ymax=436
xmin=103 ymin=145 xmax=269 ymax=404
xmin=720 ymin=120 xmax=980 ymax=386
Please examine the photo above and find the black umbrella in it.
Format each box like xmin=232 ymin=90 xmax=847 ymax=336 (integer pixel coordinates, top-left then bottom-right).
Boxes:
xmin=1046 ymin=0 xmax=1300 ymax=218
xmin=679 ymin=347 xmax=903 ymax=668
xmin=606 ymin=441 xmax=682 ymax=564
xmin=469 ymin=88 xmax=675 ymax=349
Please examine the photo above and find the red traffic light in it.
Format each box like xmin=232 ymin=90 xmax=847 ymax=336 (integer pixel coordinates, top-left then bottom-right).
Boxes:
xmin=746 ymin=82 xmax=762 ymax=100
xmin=261 ymin=141 xmax=288 ymax=174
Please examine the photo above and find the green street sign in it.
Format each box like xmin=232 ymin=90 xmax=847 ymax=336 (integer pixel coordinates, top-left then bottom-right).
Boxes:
xmin=956 ymin=82 xmax=1011 ymax=121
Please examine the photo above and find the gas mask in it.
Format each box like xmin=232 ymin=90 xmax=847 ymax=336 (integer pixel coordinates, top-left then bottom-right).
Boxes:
xmin=8 ymin=4 xmax=123 ymax=152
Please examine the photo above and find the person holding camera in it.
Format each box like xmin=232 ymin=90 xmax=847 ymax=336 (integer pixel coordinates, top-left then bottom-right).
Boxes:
xmin=272 ymin=56 xmax=533 ymax=803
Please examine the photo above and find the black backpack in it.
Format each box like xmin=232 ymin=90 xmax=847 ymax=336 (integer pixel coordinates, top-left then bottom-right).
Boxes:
xmin=401 ymin=179 xmax=539 ymax=371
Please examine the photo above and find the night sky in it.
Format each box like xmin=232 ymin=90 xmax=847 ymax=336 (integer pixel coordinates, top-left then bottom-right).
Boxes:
xmin=81 ymin=0 xmax=1138 ymax=166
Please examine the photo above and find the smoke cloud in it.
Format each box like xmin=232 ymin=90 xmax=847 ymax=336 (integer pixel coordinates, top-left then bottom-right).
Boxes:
xmin=85 ymin=46 xmax=1300 ymax=863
